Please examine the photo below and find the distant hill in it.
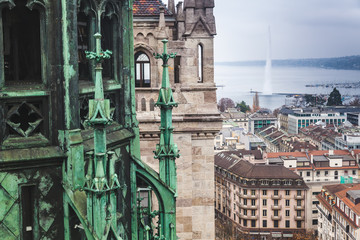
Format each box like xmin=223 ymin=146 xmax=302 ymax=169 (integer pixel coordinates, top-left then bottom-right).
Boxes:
xmin=216 ymin=55 xmax=360 ymax=70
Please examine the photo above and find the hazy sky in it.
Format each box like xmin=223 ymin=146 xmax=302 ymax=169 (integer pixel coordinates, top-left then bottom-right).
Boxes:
xmin=175 ymin=0 xmax=360 ymax=62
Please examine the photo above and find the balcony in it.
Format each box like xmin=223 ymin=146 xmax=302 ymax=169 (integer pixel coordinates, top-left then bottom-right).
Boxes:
xmin=294 ymin=194 xmax=305 ymax=200
xmin=271 ymin=205 xmax=282 ymax=210
xmin=241 ymin=214 xmax=258 ymax=220
xmin=271 ymin=194 xmax=282 ymax=199
xmin=249 ymin=194 xmax=258 ymax=199
xmin=271 ymin=215 xmax=282 ymax=221
xmin=243 ymin=204 xmax=258 ymax=210
xmin=294 ymin=215 xmax=305 ymax=221
xmin=294 ymin=204 xmax=305 ymax=210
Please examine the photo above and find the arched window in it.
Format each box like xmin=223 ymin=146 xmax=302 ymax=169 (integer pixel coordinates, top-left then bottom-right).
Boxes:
xmin=135 ymin=52 xmax=151 ymax=87
xmin=2 ymin=0 xmax=42 ymax=84
xmin=197 ymin=44 xmax=203 ymax=83
xmin=141 ymin=98 xmax=146 ymax=111
xmin=149 ymin=99 xmax=155 ymax=111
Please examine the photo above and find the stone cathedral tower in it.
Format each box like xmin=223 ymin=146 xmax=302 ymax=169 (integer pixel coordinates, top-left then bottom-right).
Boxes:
xmin=133 ymin=0 xmax=222 ymax=239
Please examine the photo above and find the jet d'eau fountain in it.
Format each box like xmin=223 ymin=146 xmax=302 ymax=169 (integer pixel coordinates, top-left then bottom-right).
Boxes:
xmin=262 ymin=26 xmax=272 ymax=95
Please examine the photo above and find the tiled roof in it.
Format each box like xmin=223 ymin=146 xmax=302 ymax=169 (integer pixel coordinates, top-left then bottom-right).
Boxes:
xmin=267 ymin=152 xmax=307 ymax=159
xmin=335 ymin=184 xmax=360 ymax=216
xmin=133 ymin=0 xmax=172 ymax=16
xmin=267 ymin=150 xmax=351 ymax=159
xmin=215 ymin=152 xmax=302 ymax=180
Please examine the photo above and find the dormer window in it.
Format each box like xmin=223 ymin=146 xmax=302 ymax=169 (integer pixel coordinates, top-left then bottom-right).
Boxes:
xmin=261 ymin=180 xmax=269 ymax=185
xmin=284 ymin=180 xmax=292 ymax=186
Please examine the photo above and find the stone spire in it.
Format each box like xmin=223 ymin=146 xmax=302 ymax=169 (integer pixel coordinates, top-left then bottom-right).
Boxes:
xmin=156 ymin=6 xmax=168 ymax=39
xmin=168 ymin=0 xmax=175 ymax=14
xmin=153 ymin=39 xmax=179 ymax=192
xmin=83 ymin=33 xmax=120 ymax=239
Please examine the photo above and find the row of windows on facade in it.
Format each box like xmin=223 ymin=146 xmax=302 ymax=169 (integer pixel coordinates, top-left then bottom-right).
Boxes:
xmin=219 ymin=195 xmax=304 ymax=208
xmin=217 ymin=172 xmax=303 ymax=186
xmin=137 ymin=98 xmax=155 ymax=112
xmin=0 ymin=1 xmax=205 ymax=85
xmin=299 ymin=170 xmax=356 ymax=178
xmin=219 ymin=208 xmax=303 ymax=229
xmin=1 ymin=0 xmax=117 ymax=84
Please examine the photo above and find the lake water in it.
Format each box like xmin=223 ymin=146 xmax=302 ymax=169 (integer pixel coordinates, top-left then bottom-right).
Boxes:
xmin=215 ymin=65 xmax=360 ymax=110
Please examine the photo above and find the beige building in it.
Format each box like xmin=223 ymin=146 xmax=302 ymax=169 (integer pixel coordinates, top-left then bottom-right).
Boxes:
xmin=133 ymin=0 xmax=222 ymax=239
xmin=267 ymin=150 xmax=360 ymax=231
xmin=317 ymin=184 xmax=360 ymax=240
xmin=215 ymin=151 xmax=309 ymax=239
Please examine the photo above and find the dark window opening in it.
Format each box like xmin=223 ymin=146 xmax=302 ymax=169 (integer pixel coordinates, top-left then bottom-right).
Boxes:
xmin=174 ymin=56 xmax=180 ymax=83
xmin=141 ymin=98 xmax=146 ymax=111
xmin=101 ymin=16 xmax=114 ymax=79
xmin=3 ymin=0 xmax=41 ymax=84
xmin=77 ymin=12 xmax=91 ymax=80
xmin=149 ymin=98 xmax=155 ymax=111
xmin=274 ymin=220 xmax=278 ymax=228
xmin=135 ymin=51 xmax=150 ymax=87
xmin=21 ymin=185 xmax=36 ymax=240
xmin=297 ymin=220 xmax=302 ymax=228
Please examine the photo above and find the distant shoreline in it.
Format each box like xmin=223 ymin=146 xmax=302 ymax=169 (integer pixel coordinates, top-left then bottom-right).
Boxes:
xmin=215 ymin=55 xmax=360 ymax=71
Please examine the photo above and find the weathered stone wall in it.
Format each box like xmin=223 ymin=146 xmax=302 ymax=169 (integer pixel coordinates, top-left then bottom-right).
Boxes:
xmin=133 ymin=1 xmax=221 ymax=239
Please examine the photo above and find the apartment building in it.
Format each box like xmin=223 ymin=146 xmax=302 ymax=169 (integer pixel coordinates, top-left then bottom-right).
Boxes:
xmin=347 ymin=112 xmax=360 ymax=126
xmin=317 ymin=184 xmax=360 ymax=240
xmin=215 ymin=152 xmax=308 ymax=239
xmin=248 ymin=110 xmax=278 ymax=134
xmin=288 ymin=111 xmax=346 ymax=134
xmin=267 ymin=150 xmax=360 ymax=230
xmin=335 ymin=128 xmax=360 ymax=150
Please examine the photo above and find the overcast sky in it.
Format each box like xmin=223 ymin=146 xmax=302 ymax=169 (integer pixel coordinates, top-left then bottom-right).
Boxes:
xmin=175 ymin=0 xmax=360 ymax=62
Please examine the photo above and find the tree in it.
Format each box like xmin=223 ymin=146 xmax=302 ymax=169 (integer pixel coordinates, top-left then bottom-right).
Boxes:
xmin=236 ymin=101 xmax=251 ymax=113
xmin=305 ymin=94 xmax=326 ymax=106
xmin=218 ymin=98 xmax=235 ymax=112
xmin=327 ymin=88 xmax=342 ymax=106
xmin=348 ymin=97 xmax=360 ymax=106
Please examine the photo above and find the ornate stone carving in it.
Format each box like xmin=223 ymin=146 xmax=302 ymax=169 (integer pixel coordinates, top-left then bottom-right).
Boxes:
xmin=6 ymin=102 xmax=43 ymax=137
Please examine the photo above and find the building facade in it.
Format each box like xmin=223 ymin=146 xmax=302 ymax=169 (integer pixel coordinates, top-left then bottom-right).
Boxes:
xmin=288 ymin=111 xmax=346 ymax=134
xmin=133 ymin=0 xmax=222 ymax=239
xmin=267 ymin=150 xmax=360 ymax=231
xmin=317 ymin=184 xmax=360 ymax=240
xmin=248 ymin=110 xmax=277 ymax=134
xmin=215 ymin=152 xmax=309 ymax=239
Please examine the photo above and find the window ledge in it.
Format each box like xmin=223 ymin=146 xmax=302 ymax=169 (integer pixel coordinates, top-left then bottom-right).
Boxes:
xmin=1 ymin=134 xmax=50 ymax=150
xmin=0 ymin=89 xmax=49 ymax=98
